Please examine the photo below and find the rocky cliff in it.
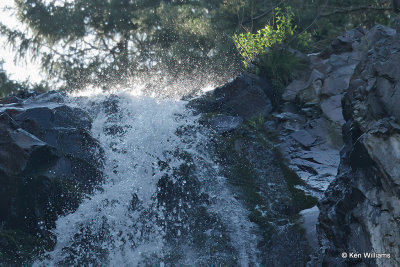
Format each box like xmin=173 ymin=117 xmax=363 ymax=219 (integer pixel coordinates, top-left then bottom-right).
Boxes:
xmin=315 ymin=26 xmax=400 ymax=266
xmin=190 ymin=74 xmax=318 ymax=265
xmin=0 ymin=91 xmax=103 ymax=265
xmin=266 ymin=24 xmax=400 ymax=266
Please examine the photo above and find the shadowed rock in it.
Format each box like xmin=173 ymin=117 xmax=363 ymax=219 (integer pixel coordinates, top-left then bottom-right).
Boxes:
xmin=0 ymin=91 xmax=103 ymax=265
xmin=315 ymin=25 xmax=400 ymax=267
xmin=208 ymin=114 xmax=243 ymax=134
xmin=190 ymin=74 xmax=273 ymax=119
xmin=290 ymin=130 xmax=316 ymax=147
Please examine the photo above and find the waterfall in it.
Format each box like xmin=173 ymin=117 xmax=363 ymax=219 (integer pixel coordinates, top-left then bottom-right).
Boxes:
xmin=34 ymin=86 xmax=260 ymax=266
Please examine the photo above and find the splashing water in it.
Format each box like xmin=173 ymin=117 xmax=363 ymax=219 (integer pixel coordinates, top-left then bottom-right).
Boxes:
xmin=34 ymin=85 xmax=260 ymax=266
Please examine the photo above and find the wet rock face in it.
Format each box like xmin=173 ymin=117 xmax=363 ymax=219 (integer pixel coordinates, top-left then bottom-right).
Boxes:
xmin=189 ymin=73 xmax=274 ymax=119
xmin=316 ymin=26 xmax=400 ymax=266
xmin=0 ymin=91 xmax=103 ymax=264
xmin=213 ymin=74 xmax=274 ymax=119
xmin=189 ymin=25 xmax=400 ymax=266
xmin=276 ymin=29 xmax=373 ymax=199
xmin=208 ymin=114 xmax=243 ymax=134
xmin=190 ymin=73 xmax=317 ymax=265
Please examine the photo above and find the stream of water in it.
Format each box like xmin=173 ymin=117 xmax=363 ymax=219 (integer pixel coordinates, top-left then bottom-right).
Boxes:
xmin=34 ymin=86 xmax=260 ymax=266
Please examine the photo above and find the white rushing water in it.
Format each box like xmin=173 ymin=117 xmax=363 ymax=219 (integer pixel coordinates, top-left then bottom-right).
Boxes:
xmin=34 ymin=86 xmax=260 ymax=266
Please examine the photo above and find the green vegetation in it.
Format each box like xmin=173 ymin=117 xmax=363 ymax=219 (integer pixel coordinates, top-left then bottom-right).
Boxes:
xmin=274 ymin=149 xmax=318 ymax=211
xmin=0 ymin=0 xmax=245 ymax=90
xmin=233 ymin=6 xmax=310 ymax=66
xmin=258 ymin=49 xmax=307 ymax=96
xmin=231 ymin=6 xmax=307 ymax=96
xmin=210 ymin=116 xmax=316 ymax=242
xmin=246 ymin=115 xmax=266 ymax=131
xmin=0 ymin=0 xmax=396 ymax=95
xmin=244 ymin=115 xmax=317 ymax=211
xmin=216 ymin=132 xmax=275 ymax=239
xmin=230 ymin=1 xmax=395 ymax=95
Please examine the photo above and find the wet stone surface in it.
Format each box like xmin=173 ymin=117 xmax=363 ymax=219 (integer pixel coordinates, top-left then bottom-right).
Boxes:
xmin=192 ymin=74 xmax=322 ymax=265
xmin=0 ymin=91 xmax=103 ymax=265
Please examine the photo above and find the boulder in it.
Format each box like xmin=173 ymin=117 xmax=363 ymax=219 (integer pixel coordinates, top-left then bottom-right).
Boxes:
xmin=283 ymin=69 xmax=324 ymax=103
xmin=319 ymin=27 xmax=365 ymax=59
xmin=283 ymin=27 xmax=365 ymax=107
xmin=213 ymin=74 xmax=273 ymax=119
xmin=320 ymin=95 xmax=345 ymax=125
xmin=320 ymin=69 xmax=352 ymax=96
xmin=0 ymin=113 xmax=58 ymax=177
xmin=290 ymin=130 xmax=316 ymax=147
xmin=208 ymin=114 xmax=243 ymax=134
xmin=0 ymin=91 xmax=103 ymax=265
xmin=282 ymin=80 xmax=308 ymax=101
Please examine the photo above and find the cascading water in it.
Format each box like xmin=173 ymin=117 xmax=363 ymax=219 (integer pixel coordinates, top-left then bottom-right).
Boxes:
xmin=34 ymin=85 xmax=260 ymax=266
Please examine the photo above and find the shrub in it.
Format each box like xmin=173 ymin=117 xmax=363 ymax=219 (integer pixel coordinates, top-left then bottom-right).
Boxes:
xmin=257 ymin=49 xmax=305 ymax=96
xmin=232 ymin=6 xmax=310 ymax=96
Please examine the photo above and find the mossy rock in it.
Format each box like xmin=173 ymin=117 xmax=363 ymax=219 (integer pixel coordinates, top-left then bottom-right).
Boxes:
xmin=0 ymin=229 xmax=54 ymax=265
xmin=0 ymin=173 xmax=87 ymax=264
xmin=274 ymin=149 xmax=318 ymax=212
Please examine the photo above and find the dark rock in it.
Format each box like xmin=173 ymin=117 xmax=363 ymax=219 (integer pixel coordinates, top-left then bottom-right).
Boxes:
xmin=279 ymin=126 xmax=340 ymax=194
xmin=275 ymin=26 xmax=400 ymax=266
xmin=185 ymin=25 xmax=400 ymax=266
xmin=0 ymin=113 xmax=58 ymax=177
xmin=364 ymin=24 xmax=396 ymax=47
xmin=290 ymin=130 xmax=316 ymax=147
xmin=208 ymin=114 xmax=243 ymax=134
xmin=320 ymin=71 xmax=351 ymax=96
xmin=315 ymin=26 xmax=400 ymax=267
xmin=213 ymin=74 xmax=273 ymax=119
xmin=283 ymin=69 xmax=324 ymax=103
xmin=319 ymin=36 xmax=354 ymax=59
xmin=273 ymin=112 xmax=307 ymax=123
xmin=274 ymin=112 xmax=307 ymax=131
xmin=14 ymin=90 xmax=38 ymax=100
xmin=264 ymin=121 xmax=277 ymax=131
xmin=319 ymin=27 xmax=365 ymax=59
xmin=320 ymin=95 xmax=345 ymax=125
xmin=188 ymin=73 xmax=274 ymax=122
xmin=14 ymin=105 xmax=92 ymax=136
xmin=23 ymin=90 xmax=66 ymax=105
xmin=215 ymin=128 xmax=314 ymax=266
xmin=0 ymin=96 xmax=22 ymax=104
xmin=190 ymin=71 xmax=317 ymax=265
xmin=281 ymin=101 xmax=298 ymax=113
xmin=0 ymin=92 xmax=103 ymax=265
xmin=282 ymin=80 xmax=308 ymax=101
